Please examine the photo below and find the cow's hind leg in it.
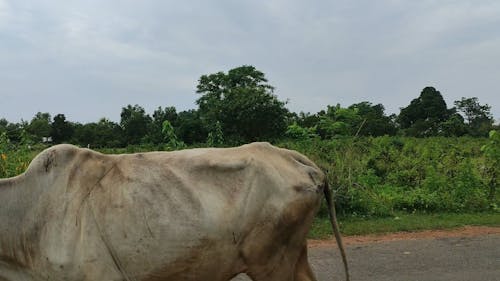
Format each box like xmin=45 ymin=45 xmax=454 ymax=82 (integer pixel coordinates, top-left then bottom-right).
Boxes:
xmin=245 ymin=253 xmax=296 ymax=281
xmin=294 ymin=245 xmax=317 ymax=281
xmin=246 ymin=245 xmax=316 ymax=281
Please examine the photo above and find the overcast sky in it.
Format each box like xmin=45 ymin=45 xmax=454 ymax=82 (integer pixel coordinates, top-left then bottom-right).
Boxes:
xmin=1 ymin=0 xmax=499 ymax=123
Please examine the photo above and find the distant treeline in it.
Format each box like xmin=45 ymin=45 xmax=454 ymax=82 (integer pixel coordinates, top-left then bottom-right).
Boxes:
xmin=1 ymin=65 xmax=497 ymax=148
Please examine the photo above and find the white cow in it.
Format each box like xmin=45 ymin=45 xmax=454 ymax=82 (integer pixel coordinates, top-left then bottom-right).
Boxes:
xmin=0 ymin=143 xmax=349 ymax=281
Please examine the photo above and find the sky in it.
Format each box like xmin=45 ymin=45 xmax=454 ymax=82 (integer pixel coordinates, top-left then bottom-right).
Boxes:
xmin=1 ymin=0 xmax=499 ymax=123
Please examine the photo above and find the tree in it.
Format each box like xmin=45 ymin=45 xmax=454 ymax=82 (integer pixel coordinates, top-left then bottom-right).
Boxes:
xmin=95 ymin=118 xmax=124 ymax=147
xmin=120 ymin=105 xmax=152 ymax=145
xmin=206 ymin=121 xmax=224 ymax=147
xmin=196 ymin=65 xmax=288 ymax=143
xmin=398 ymin=87 xmax=452 ymax=136
xmin=72 ymin=123 xmax=96 ymax=147
xmin=51 ymin=114 xmax=74 ymax=144
xmin=27 ymin=112 xmax=52 ymax=142
xmin=5 ymin=122 xmax=23 ymax=143
xmin=348 ymin=102 xmax=397 ymax=136
xmin=294 ymin=112 xmax=321 ymax=128
xmin=0 ymin=119 xmax=21 ymax=144
xmin=285 ymin=122 xmax=318 ymax=139
xmin=162 ymin=120 xmax=185 ymax=149
xmin=439 ymin=113 xmax=467 ymax=136
xmin=454 ymin=97 xmax=494 ymax=137
xmin=147 ymin=106 xmax=178 ymax=144
xmin=316 ymin=104 xmax=362 ymax=138
xmin=0 ymin=119 xmax=8 ymax=134
xmin=72 ymin=118 xmax=123 ymax=148
xmin=176 ymin=110 xmax=207 ymax=144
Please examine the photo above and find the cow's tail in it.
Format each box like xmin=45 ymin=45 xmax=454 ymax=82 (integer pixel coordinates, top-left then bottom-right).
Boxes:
xmin=323 ymin=181 xmax=350 ymax=281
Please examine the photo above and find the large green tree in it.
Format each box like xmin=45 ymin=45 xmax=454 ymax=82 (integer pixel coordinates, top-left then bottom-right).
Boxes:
xmin=299 ymin=102 xmax=396 ymax=138
xmin=176 ymin=109 xmax=207 ymax=144
xmin=6 ymin=122 xmax=22 ymax=143
xmin=27 ymin=112 xmax=52 ymax=142
xmin=0 ymin=119 xmax=8 ymax=133
xmin=120 ymin=105 xmax=152 ymax=145
xmin=73 ymin=118 xmax=123 ymax=148
xmin=398 ymin=87 xmax=452 ymax=136
xmin=293 ymin=112 xmax=321 ymax=128
xmin=196 ymin=65 xmax=289 ymax=143
xmin=317 ymin=104 xmax=362 ymax=138
xmin=439 ymin=113 xmax=467 ymax=137
xmin=72 ymin=123 xmax=96 ymax=147
xmin=147 ymin=106 xmax=178 ymax=144
xmin=348 ymin=102 xmax=397 ymax=136
xmin=454 ymin=97 xmax=493 ymax=137
xmin=51 ymin=114 xmax=74 ymax=144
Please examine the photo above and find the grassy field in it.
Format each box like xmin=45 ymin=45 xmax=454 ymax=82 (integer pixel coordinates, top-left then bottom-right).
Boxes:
xmin=309 ymin=212 xmax=500 ymax=239
xmin=2 ymin=138 xmax=499 ymax=239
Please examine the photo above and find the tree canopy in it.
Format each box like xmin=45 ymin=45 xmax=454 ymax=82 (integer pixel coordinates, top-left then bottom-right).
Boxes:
xmin=196 ymin=65 xmax=288 ymax=143
xmin=0 ymin=66 xmax=497 ymax=147
xmin=27 ymin=112 xmax=52 ymax=142
xmin=120 ymin=105 xmax=152 ymax=145
xmin=398 ymin=87 xmax=453 ymax=136
xmin=51 ymin=114 xmax=74 ymax=144
xmin=455 ymin=97 xmax=494 ymax=137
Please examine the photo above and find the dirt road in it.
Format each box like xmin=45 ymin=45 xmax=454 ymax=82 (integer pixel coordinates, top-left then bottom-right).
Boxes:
xmin=232 ymin=226 xmax=500 ymax=281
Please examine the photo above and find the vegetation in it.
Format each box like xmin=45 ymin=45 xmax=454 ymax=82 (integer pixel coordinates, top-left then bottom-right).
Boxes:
xmin=1 ymin=65 xmax=499 ymax=236
xmin=281 ymin=136 xmax=499 ymax=217
xmin=309 ymin=212 xmax=500 ymax=238
xmin=0 ymin=132 xmax=39 ymax=178
xmin=196 ymin=65 xmax=289 ymax=143
xmin=1 ymin=65 xmax=497 ymax=148
xmin=1 ymin=135 xmax=498 ymax=217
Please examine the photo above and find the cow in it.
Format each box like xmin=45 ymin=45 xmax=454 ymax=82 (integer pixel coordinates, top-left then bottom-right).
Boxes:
xmin=0 ymin=142 xmax=349 ymax=281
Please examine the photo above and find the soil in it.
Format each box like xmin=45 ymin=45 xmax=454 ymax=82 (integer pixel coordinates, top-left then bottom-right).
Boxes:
xmin=308 ymin=225 xmax=500 ymax=247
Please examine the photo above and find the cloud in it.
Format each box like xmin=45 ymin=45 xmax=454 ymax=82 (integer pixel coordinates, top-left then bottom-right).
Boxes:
xmin=0 ymin=0 xmax=11 ymax=28
xmin=0 ymin=0 xmax=499 ymax=122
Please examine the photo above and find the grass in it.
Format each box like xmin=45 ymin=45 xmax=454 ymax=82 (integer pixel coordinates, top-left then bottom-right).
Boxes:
xmin=308 ymin=211 xmax=500 ymax=239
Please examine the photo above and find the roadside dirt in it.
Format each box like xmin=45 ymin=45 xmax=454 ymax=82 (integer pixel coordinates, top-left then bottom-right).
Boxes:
xmin=308 ymin=225 xmax=500 ymax=247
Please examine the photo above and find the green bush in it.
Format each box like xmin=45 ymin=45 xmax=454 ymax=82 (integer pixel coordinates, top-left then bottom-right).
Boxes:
xmin=280 ymin=137 xmax=497 ymax=216
xmin=0 ymin=134 xmax=42 ymax=178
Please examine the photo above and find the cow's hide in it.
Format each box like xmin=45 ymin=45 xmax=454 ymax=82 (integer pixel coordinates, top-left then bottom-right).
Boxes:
xmin=0 ymin=143 xmax=334 ymax=281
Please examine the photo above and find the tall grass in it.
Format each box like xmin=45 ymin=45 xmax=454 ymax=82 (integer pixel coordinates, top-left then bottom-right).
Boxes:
xmin=2 ymin=136 xmax=498 ymax=217
xmin=280 ymin=137 xmax=499 ymax=216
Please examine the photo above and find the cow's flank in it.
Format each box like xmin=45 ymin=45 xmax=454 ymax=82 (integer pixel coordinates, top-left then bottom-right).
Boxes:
xmin=0 ymin=143 xmax=348 ymax=281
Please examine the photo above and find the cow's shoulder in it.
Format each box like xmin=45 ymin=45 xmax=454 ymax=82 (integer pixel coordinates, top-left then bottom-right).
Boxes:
xmin=25 ymin=144 xmax=111 ymax=177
